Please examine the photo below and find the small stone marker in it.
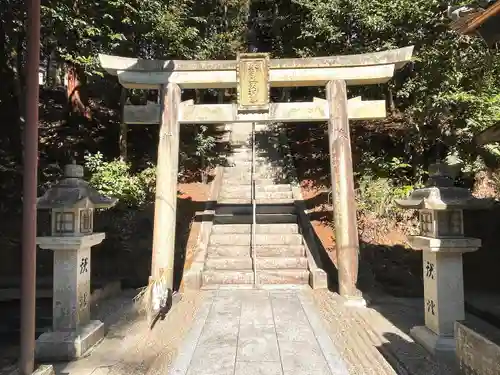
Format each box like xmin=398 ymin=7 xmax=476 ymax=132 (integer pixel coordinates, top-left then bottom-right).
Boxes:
xmin=396 ymin=162 xmax=491 ymax=356
xmin=35 ymin=163 xmax=117 ymax=360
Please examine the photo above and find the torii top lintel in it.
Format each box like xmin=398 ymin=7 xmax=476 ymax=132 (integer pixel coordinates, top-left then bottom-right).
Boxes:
xmin=99 ymin=46 xmax=414 ymax=90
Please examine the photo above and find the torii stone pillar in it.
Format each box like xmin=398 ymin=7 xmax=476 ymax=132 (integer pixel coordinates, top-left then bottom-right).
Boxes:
xmin=150 ymin=82 xmax=181 ymax=310
xmin=327 ymin=80 xmax=362 ymax=304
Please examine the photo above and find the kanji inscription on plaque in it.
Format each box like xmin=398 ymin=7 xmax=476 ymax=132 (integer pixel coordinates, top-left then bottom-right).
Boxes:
xmin=236 ymin=53 xmax=270 ymax=112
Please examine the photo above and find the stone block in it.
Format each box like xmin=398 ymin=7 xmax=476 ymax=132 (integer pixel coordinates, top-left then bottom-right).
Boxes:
xmin=237 ymin=325 xmax=280 ymax=362
xmin=455 ymin=320 xmax=500 ymax=375
xmin=278 ymin=340 xmax=332 ymax=375
xmin=234 ymin=362 xmax=283 ymax=375
xmin=35 ymin=320 xmax=105 ymax=361
xmin=410 ymin=325 xmax=455 ymax=358
xmin=183 ymin=263 xmax=203 ymax=290
xmin=342 ymin=295 xmax=368 ymax=307
xmin=422 ymin=251 xmax=465 ymax=336
xmin=240 ymin=298 xmax=274 ymax=326
xmin=309 ymin=268 xmax=328 ymax=290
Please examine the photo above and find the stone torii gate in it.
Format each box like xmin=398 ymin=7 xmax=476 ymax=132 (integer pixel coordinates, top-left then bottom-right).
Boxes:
xmin=99 ymin=47 xmax=413 ymax=303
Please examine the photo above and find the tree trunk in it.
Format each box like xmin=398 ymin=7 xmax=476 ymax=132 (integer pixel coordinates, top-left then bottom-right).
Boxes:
xmin=66 ymin=63 xmax=91 ymax=119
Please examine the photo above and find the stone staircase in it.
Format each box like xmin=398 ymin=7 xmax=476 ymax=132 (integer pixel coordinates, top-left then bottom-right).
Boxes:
xmin=201 ymin=124 xmax=312 ymax=288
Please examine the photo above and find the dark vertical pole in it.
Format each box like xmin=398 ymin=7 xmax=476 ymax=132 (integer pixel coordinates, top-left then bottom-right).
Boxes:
xmin=119 ymin=87 xmax=128 ymax=162
xmin=20 ymin=0 xmax=40 ymax=373
xmin=326 ymin=80 xmax=360 ymax=300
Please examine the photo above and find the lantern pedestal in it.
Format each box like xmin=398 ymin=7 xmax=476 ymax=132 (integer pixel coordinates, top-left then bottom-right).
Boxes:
xmin=409 ymin=236 xmax=481 ymax=357
xmin=35 ymin=233 xmax=106 ymax=361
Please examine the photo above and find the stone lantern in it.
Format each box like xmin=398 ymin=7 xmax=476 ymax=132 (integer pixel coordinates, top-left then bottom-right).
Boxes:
xmin=35 ymin=162 xmax=117 ymax=360
xmin=395 ymin=162 xmax=491 ymax=357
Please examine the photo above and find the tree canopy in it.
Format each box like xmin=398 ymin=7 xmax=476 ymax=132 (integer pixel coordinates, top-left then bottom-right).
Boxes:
xmin=0 ymin=0 xmax=499 ymax=191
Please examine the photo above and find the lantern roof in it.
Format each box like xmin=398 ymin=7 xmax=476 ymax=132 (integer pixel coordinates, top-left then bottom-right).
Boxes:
xmin=37 ymin=163 xmax=118 ymax=209
xmin=395 ymin=162 xmax=492 ymax=210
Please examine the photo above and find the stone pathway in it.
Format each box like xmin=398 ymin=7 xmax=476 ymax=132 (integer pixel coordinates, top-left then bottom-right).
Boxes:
xmin=168 ymin=289 xmax=350 ymax=375
xmin=0 ymin=288 xmax=458 ymax=375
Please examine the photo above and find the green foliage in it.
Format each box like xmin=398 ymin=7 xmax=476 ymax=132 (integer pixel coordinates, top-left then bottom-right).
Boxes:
xmin=260 ymin=0 xmax=500 ymax=178
xmin=355 ymin=156 xmax=419 ymax=185
xmin=84 ymin=152 xmax=155 ymax=207
xmin=356 ymin=175 xmax=414 ymax=221
xmin=138 ymin=164 xmax=157 ymax=201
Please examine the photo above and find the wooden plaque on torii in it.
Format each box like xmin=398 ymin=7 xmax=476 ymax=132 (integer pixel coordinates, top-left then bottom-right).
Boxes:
xmin=236 ymin=53 xmax=270 ymax=113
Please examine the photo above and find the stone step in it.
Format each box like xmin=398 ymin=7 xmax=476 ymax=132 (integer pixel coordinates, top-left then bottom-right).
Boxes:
xmin=219 ymin=184 xmax=292 ymax=193
xmin=258 ymin=269 xmax=310 ymax=284
xmin=208 ymin=233 xmax=303 ymax=246
xmin=218 ymin=191 xmax=293 ymax=200
xmin=202 ymin=269 xmax=310 ymax=285
xmin=222 ymin=171 xmax=286 ymax=184
xmin=258 ymin=257 xmax=308 ymax=269
xmin=207 ymin=245 xmax=306 ymax=257
xmin=223 ymin=172 xmax=279 ymax=180
xmin=202 ymin=270 xmax=254 ymax=285
xmin=220 ymin=178 xmax=276 ymax=185
xmin=205 ymin=257 xmax=308 ymax=270
xmin=217 ymin=198 xmax=294 ymax=205
xmin=213 ymin=213 xmax=298 ymax=225
xmin=223 ymin=171 xmax=278 ymax=180
xmin=211 ymin=223 xmax=299 ymax=234
xmin=205 ymin=257 xmax=252 ymax=270
xmin=215 ymin=202 xmax=295 ymax=215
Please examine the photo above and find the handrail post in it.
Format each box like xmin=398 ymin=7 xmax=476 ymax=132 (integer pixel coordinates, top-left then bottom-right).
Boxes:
xmin=251 ymin=122 xmax=257 ymax=287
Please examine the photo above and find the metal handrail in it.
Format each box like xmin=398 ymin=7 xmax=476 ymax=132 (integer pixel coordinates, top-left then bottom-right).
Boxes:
xmin=251 ymin=122 xmax=257 ymax=287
